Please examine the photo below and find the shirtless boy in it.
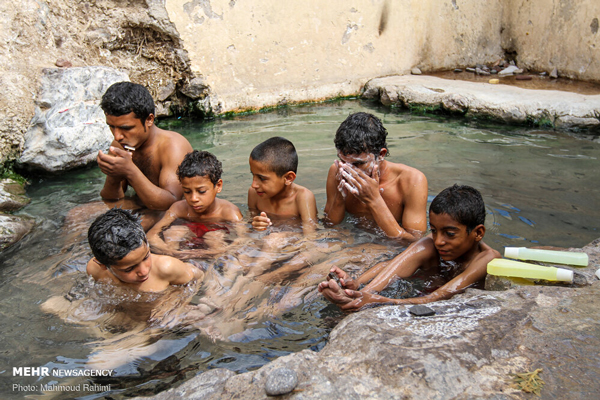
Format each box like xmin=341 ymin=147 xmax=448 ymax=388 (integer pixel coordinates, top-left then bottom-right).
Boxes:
xmin=147 ymin=150 xmax=243 ymax=258
xmin=87 ymin=208 xmax=204 ymax=292
xmin=319 ymin=185 xmax=501 ymax=311
xmin=97 ymin=82 xmax=193 ymax=219
xmin=248 ymin=136 xmax=318 ymax=235
xmin=324 ymin=112 xmax=428 ymax=241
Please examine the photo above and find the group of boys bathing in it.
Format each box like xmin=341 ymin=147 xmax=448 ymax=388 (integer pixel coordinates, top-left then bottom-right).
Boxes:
xmin=84 ymin=81 xmax=502 ymax=325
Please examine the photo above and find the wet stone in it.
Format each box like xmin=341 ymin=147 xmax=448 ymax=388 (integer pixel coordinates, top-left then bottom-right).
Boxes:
xmin=475 ymin=67 xmax=490 ymax=75
xmin=411 ymin=67 xmax=422 ymax=75
xmin=264 ymin=367 xmax=298 ymax=396
xmin=453 ymin=68 xmax=463 ymax=73
xmin=409 ymin=305 xmax=436 ymax=317
xmin=550 ymin=67 xmax=559 ymax=79
xmin=466 ymin=67 xmax=476 ymax=73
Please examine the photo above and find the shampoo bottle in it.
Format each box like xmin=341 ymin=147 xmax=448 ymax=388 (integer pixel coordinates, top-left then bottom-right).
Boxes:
xmin=504 ymin=247 xmax=588 ymax=267
xmin=487 ymin=258 xmax=573 ymax=282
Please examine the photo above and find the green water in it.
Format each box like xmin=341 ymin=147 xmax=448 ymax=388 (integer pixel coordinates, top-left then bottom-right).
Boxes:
xmin=1 ymin=99 xmax=599 ymax=399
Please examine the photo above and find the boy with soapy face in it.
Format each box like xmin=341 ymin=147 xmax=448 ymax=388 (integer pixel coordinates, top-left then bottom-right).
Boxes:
xmin=324 ymin=112 xmax=429 ymax=241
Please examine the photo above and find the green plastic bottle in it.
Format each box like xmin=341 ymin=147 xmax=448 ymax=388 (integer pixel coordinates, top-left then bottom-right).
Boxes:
xmin=487 ymin=258 xmax=573 ymax=282
xmin=504 ymin=247 xmax=588 ymax=267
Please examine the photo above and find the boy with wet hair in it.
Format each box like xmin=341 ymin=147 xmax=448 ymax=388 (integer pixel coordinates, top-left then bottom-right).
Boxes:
xmin=147 ymin=150 xmax=243 ymax=257
xmin=324 ymin=112 xmax=428 ymax=241
xmin=248 ymin=136 xmax=318 ymax=234
xmin=97 ymin=81 xmax=193 ymax=216
xmin=87 ymin=208 xmax=204 ymax=292
xmin=319 ymin=184 xmax=501 ymax=311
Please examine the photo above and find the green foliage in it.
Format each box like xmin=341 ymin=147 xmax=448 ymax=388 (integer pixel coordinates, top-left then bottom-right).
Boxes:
xmin=0 ymin=161 xmax=27 ymax=185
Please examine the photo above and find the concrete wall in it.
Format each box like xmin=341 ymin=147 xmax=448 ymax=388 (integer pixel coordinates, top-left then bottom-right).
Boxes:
xmin=165 ymin=0 xmax=505 ymax=113
xmin=502 ymin=0 xmax=600 ymax=81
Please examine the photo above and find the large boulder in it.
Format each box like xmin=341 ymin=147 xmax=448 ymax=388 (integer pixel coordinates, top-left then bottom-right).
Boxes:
xmin=19 ymin=67 xmax=129 ymax=172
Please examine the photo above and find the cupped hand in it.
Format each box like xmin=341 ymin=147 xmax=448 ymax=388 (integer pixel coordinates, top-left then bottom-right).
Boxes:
xmin=338 ymin=162 xmax=381 ymax=204
xmin=97 ymin=146 xmax=134 ymax=178
xmin=252 ymin=212 xmax=272 ymax=231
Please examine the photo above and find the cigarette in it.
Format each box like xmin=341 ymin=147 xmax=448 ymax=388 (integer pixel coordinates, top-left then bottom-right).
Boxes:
xmin=123 ymin=145 xmax=135 ymax=152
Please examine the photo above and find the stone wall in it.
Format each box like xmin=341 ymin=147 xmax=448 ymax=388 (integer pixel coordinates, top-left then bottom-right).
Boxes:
xmin=1 ymin=0 xmax=599 ymax=165
xmin=502 ymin=0 xmax=600 ymax=81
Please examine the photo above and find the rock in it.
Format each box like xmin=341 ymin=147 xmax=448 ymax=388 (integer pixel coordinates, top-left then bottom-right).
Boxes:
xmin=0 ymin=212 xmax=34 ymax=251
xmin=515 ymin=75 xmax=532 ymax=80
xmin=465 ymin=67 xmax=476 ymax=73
xmin=409 ymin=304 xmax=435 ymax=316
xmin=264 ymin=367 xmax=299 ymax=396
xmin=180 ymin=77 xmax=209 ymax=99
xmin=134 ymin=368 xmax=236 ymax=400
xmin=19 ymin=67 xmax=129 ymax=172
xmin=155 ymin=101 xmax=172 ymax=118
xmin=411 ymin=67 xmax=422 ymax=75
xmin=55 ymin=59 xmax=72 ymax=68
xmin=453 ymin=68 xmax=463 ymax=73
xmin=555 ymin=115 xmax=600 ymax=129
xmin=475 ymin=67 xmax=490 ymax=75
xmin=550 ymin=67 xmax=559 ymax=79
xmin=498 ymin=65 xmax=519 ymax=76
xmin=157 ymin=82 xmax=176 ymax=102
xmin=513 ymin=68 xmax=524 ymax=74
xmin=490 ymin=69 xmax=498 ymax=74
xmin=539 ymin=71 xmax=548 ymax=77
xmin=0 ymin=179 xmax=30 ymax=212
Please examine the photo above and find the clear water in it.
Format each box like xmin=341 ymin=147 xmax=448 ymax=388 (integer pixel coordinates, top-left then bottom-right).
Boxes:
xmin=1 ymin=99 xmax=599 ymax=399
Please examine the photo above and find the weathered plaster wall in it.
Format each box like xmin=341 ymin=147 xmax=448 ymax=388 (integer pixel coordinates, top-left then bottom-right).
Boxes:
xmin=165 ymin=0 xmax=505 ymax=113
xmin=502 ymin=0 xmax=600 ymax=81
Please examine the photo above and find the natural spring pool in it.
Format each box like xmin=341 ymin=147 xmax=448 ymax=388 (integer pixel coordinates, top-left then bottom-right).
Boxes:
xmin=1 ymin=100 xmax=599 ymax=399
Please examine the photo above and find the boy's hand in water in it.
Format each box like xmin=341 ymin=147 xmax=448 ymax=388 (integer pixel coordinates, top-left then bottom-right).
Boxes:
xmin=319 ymin=266 xmax=359 ymax=291
xmin=338 ymin=162 xmax=381 ymax=205
xmin=252 ymin=212 xmax=272 ymax=231
xmin=97 ymin=146 xmax=135 ymax=178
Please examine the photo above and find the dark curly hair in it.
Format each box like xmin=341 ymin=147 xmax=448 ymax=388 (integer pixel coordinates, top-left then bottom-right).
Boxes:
xmin=334 ymin=112 xmax=388 ymax=157
xmin=250 ymin=137 xmax=298 ymax=176
xmin=100 ymin=82 xmax=155 ymax=126
xmin=177 ymin=150 xmax=223 ymax=185
xmin=88 ymin=208 xmax=147 ymax=266
xmin=430 ymin=184 xmax=486 ymax=233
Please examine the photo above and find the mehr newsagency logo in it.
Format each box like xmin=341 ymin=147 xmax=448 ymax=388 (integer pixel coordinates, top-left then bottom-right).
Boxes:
xmin=12 ymin=367 xmax=114 ymax=393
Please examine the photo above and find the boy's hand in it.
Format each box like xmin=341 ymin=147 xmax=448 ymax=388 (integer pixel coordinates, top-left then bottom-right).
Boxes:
xmin=252 ymin=212 xmax=272 ymax=231
xmin=321 ymin=266 xmax=359 ymax=291
xmin=338 ymin=162 xmax=381 ymax=205
xmin=97 ymin=146 xmax=135 ymax=178
xmin=334 ymin=160 xmax=349 ymax=198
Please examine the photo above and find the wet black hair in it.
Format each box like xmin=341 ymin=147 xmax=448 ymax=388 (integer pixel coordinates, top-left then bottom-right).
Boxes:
xmin=430 ymin=184 xmax=486 ymax=233
xmin=176 ymin=150 xmax=223 ymax=186
xmin=100 ymin=82 xmax=155 ymax=126
xmin=250 ymin=136 xmax=298 ymax=176
xmin=88 ymin=208 xmax=147 ymax=267
xmin=334 ymin=112 xmax=389 ymax=157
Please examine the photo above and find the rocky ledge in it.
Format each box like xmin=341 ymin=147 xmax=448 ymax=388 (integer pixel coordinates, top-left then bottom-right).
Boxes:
xmin=362 ymin=75 xmax=600 ymax=131
xmin=140 ymin=239 xmax=600 ymax=399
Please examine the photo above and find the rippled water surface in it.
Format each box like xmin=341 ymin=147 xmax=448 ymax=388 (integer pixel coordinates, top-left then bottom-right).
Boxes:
xmin=1 ymin=100 xmax=599 ymax=399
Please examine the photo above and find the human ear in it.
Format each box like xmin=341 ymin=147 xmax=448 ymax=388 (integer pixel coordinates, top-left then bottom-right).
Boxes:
xmin=473 ymin=225 xmax=485 ymax=241
xmin=215 ymin=179 xmax=223 ymax=193
xmin=145 ymin=114 xmax=155 ymax=128
xmin=378 ymin=148 xmax=387 ymax=160
xmin=283 ymin=171 xmax=296 ymax=185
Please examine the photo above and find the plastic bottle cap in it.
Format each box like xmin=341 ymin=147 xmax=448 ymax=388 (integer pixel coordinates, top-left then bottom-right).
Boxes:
xmin=504 ymin=247 xmax=520 ymax=259
xmin=556 ymin=268 xmax=573 ymax=283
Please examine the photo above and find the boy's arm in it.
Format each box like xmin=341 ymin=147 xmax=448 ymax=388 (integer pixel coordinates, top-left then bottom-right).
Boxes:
xmin=297 ymin=188 xmax=318 ymax=234
xmin=147 ymin=202 xmax=184 ymax=256
xmin=396 ymin=243 xmax=501 ymax=304
xmin=323 ymin=163 xmax=346 ymax=225
xmin=131 ymin=137 xmax=192 ymax=210
xmin=398 ymin=172 xmax=428 ymax=236
xmin=319 ymin=237 xmax=438 ymax=311
xmin=157 ymin=255 xmax=205 ymax=285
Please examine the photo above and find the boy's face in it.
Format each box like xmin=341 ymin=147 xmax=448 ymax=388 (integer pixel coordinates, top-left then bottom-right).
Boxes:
xmin=249 ymin=158 xmax=290 ymax=198
xmin=180 ymin=175 xmax=222 ymax=214
xmin=429 ymin=212 xmax=482 ymax=261
xmin=107 ymin=242 xmax=152 ymax=284
xmin=105 ymin=112 xmax=154 ymax=150
xmin=337 ymin=150 xmax=385 ymax=177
